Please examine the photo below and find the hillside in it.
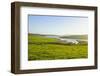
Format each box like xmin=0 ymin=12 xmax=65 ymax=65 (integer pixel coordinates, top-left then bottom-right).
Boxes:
xmin=28 ymin=33 xmax=88 ymax=60
xmin=60 ymin=35 xmax=88 ymax=40
xmin=28 ymin=33 xmax=88 ymax=40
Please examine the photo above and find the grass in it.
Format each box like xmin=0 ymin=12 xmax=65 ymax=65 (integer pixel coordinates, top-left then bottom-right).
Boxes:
xmin=28 ymin=34 xmax=88 ymax=60
xmin=61 ymin=35 xmax=88 ymax=39
xmin=28 ymin=34 xmax=58 ymax=43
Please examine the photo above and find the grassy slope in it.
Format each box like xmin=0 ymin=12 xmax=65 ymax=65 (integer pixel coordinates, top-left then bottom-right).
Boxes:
xmin=61 ymin=35 xmax=88 ymax=39
xmin=28 ymin=34 xmax=88 ymax=60
xmin=28 ymin=34 xmax=58 ymax=43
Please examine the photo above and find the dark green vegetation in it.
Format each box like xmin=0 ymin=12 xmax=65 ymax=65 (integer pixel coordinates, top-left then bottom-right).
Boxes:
xmin=28 ymin=34 xmax=88 ymax=60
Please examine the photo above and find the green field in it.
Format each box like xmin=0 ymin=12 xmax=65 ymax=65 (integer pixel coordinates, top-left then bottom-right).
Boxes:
xmin=61 ymin=35 xmax=88 ymax=39
xmin=28 ymin=34 xmax=88 ymax=60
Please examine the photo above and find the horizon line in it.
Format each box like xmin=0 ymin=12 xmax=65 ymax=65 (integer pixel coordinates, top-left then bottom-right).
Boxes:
xmin=28 ymin=33 xmax=88 ymax=36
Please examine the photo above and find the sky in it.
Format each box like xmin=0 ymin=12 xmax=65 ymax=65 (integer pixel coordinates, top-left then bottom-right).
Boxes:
xmin=28 ymin=15 xmax=88 ymax=35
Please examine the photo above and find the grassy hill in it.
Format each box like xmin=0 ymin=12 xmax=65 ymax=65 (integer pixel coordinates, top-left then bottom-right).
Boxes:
xmin=28 ymin=33 xmax=88 ymax=60
xmin=61 ymin=35 xmax=88 ymax=40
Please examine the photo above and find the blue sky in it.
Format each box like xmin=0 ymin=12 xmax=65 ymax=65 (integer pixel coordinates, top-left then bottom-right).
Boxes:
xmin=28 ymin=15 xmax=88 ymax=35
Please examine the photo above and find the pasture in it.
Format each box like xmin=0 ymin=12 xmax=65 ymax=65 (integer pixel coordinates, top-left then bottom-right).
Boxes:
xmin=28 ymin=34 xmax=88 ymax=60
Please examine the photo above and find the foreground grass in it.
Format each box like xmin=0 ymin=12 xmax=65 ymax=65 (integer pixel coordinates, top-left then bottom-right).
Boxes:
xmin=28 ymin=44 xmax=87 ymax=60
xmin=28 ymin=34 xmax=88 ymax=60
